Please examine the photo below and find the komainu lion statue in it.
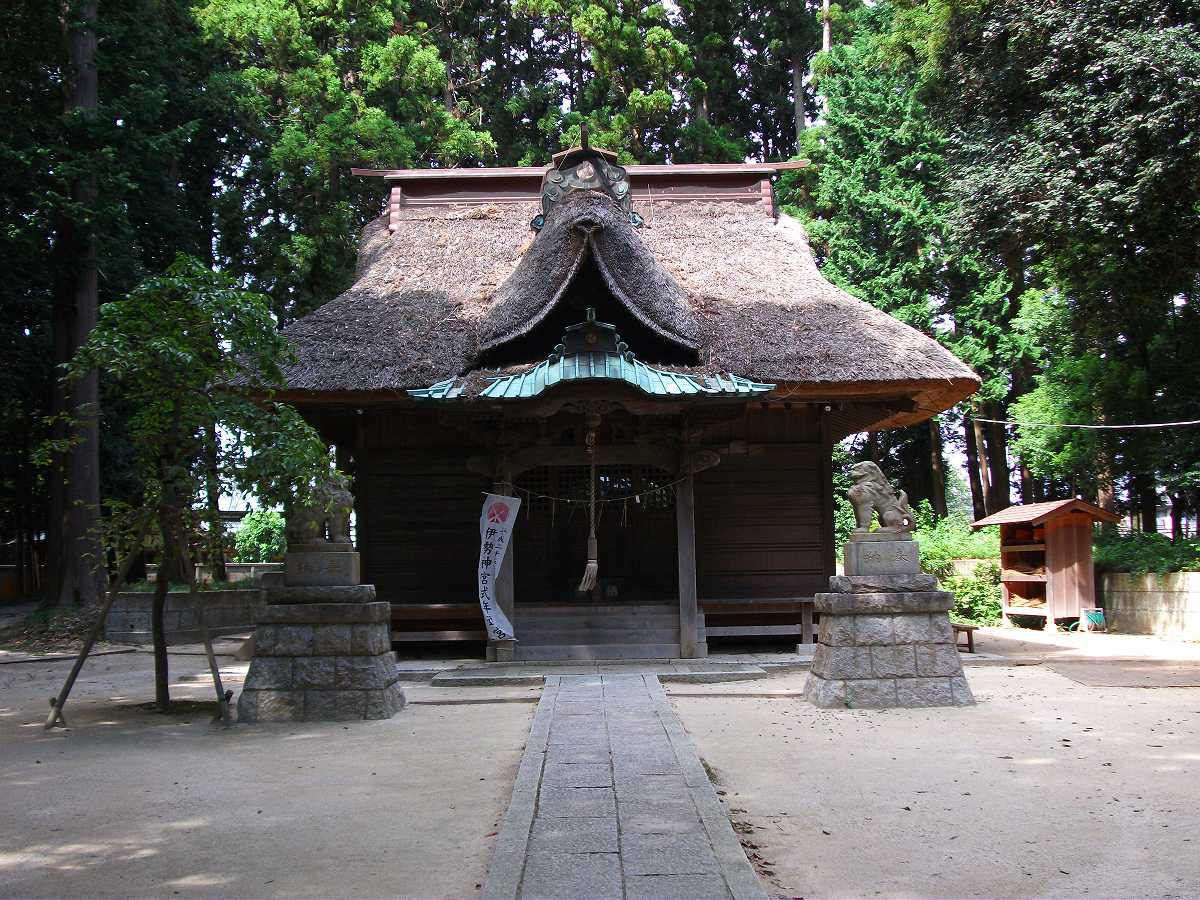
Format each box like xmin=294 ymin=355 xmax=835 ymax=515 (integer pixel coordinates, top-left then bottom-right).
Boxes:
xmin=848 ymin=461 xmax=913 ymax=533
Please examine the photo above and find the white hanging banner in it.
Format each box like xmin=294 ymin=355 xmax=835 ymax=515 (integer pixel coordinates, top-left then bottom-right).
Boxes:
xmin=478 ymin=493 xmax=521 ymax=642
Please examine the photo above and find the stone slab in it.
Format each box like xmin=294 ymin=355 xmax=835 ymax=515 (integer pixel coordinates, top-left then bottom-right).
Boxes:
xmin=285 ymin=550 xmax=360 ymax=587
xmin=829 ymin=573 xmax=938 ymax=593
xmin=265 ymin=585 xmax=376 ymax=606
xmin=257 ymin=600 xmax=389 ymax=625
xmin=814 ymin=591 xmax=954 ymax=615
xmin=844 ymin=539 xmax=920 ymax=576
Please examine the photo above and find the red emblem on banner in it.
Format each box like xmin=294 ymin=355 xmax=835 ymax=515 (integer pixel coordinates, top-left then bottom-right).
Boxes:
xmin=487 ymin=502 xmax=510 ymax=524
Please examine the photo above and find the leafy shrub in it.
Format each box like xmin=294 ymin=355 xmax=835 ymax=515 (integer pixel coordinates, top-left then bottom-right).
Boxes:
xmin=911 ymin=502 xmax=1000 ymax=579
xmin=232 ymin=509 xmax=286 ymax=563
xmin=1093 ymin=530 xmax=1200 ymax=574
xmin=943 ymin=561 xmax=1003 ymax=625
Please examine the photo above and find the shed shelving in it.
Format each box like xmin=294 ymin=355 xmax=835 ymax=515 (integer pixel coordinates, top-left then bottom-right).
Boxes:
xmin=972 ymin=499 xmax=1120 ymax=632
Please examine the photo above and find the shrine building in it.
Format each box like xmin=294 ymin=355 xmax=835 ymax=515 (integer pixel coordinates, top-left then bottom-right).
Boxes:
xmin=272 ymin=142 xmax=979 ymax=660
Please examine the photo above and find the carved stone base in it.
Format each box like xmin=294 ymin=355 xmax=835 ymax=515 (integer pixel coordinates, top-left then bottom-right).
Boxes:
xmin=238 ymin=597 xmax=404 ymax=722
xmin=844 ymin=537 xmax=920 ymax=577
xmin=285 ymin=550 xmax=360 ymax=587
xmin=803 ymin=580 xmax=974 ymax=709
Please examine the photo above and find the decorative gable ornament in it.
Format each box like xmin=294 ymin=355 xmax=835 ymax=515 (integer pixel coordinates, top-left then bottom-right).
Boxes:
xmin=531 ymin=125 xmax=643 ymax=232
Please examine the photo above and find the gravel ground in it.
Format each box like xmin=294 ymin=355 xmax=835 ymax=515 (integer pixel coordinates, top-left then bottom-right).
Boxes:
xmin=670 ymin=665 xmax=1200 ymax=899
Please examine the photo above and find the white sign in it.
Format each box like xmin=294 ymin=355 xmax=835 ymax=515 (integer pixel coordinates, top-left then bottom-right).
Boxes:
xmin=478 ymin=493 xmax=521 ymax=642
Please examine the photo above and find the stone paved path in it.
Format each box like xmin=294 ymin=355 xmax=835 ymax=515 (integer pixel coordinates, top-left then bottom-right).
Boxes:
xmin=482 ymin=674 xmax=767 ymax=900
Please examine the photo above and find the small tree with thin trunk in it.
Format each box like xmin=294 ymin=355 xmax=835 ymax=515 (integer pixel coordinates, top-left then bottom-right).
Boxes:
xmin=68 ymin=254 xmax=329 ymax=710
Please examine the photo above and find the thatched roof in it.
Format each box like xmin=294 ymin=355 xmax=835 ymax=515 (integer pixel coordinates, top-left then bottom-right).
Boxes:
xmin=278 ymin=190 xmax=978 ymax=423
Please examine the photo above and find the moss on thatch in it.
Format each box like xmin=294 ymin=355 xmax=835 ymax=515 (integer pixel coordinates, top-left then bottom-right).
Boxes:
xmin=277 ymin=191 xmax=978 ymax=421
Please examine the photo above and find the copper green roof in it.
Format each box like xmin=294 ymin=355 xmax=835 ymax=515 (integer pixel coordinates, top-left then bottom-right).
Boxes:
xmin=409 ymin=310 xmax=774 ymax=402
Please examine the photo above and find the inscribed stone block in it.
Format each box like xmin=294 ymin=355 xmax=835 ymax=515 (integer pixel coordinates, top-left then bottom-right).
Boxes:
xmin=895 ymin=677 xmax=954 ymax=707
xmin=855 ymin=615 xmax=894 ymax=645
xmin=284 ymin=550 xmax=360 ymax=587
xmin=916 ymin=643 xmax=963 ymax=677
xmin=844 ymin=539 xmax=920 ymax=576
xmin=243 ymin=657 xmax=293 ymax=690
xmin=845 ymin=678 xmax=899 ymax=708
xmin=870 ymin=644 xmax=917 ymax=678
xmin=893 ymin=614 xmax=935 ymax=644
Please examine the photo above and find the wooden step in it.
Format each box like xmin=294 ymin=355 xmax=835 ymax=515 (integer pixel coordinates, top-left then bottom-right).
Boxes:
xmin=512 ymin=642 xmax=683 ymax=661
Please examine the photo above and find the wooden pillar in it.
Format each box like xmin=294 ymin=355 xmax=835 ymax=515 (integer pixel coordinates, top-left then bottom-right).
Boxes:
xmin=676 ymin=471 xmax=700 ymax=658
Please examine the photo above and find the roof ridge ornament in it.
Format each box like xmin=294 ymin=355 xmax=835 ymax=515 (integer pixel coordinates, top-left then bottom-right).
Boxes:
xmin=531 ymin=127 xmax=644 ymax=232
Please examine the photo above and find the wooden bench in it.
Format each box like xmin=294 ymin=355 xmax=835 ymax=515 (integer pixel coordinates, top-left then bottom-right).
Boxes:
xmin=390 ymin=603 xmax=486 ymax=642
xmin=952 ymin=623 xmax=977 ymax=653
xmin=700 ymin=597 xmax=816 ymax=644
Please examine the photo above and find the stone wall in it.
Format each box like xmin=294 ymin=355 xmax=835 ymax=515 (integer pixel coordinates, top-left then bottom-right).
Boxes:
xmin=1102 ymin=572 xmax=1200 ymax=640
xmin=105 ymin=589 xmax=265 ymax=644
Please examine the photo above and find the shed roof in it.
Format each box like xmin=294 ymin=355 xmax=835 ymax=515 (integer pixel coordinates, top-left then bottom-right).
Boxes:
xmin=971 ymin=499 xmax=1122 ymax=528
xmin=276 ymin=175 xmax=979 ymax=427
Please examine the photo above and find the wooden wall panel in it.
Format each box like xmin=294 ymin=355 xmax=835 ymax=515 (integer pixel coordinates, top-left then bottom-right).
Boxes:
xmin=694 ymin=444 xmax=829 ymax=600
xmin=358 ymin=448 xmax=489 ymax=605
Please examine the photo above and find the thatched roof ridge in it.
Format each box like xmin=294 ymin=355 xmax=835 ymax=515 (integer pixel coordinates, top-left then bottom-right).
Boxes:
xmin=481 ymin=192 xmax=699 ymax=356
xmin=276 ymin=196 xmax=978 ymax=422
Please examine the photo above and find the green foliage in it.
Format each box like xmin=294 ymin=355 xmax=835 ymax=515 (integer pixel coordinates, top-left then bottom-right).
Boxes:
xmin=943 ymin=561 xmax=1002 ymax=626
xmin=1093 ymin=531 xmax=1200 ymax=575
xmin=68 ymin=253 xmax=332 ymax=527
xmin=232 ymin=509 xmax=287 ymax=563
xmin=912 ymin=508 xmax=999 ymax=579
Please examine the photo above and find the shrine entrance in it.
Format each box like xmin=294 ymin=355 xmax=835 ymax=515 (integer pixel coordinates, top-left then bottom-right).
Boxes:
xmin=513 ymin=463 xmax=678 ymax=605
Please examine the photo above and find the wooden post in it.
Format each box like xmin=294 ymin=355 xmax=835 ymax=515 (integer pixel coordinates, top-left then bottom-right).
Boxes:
xmin=676 ymin=471 xmax=699 ymax=658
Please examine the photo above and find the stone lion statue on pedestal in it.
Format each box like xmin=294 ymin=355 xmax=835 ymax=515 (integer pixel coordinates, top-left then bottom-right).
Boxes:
xmin=286 ymin=472 xmax=354 ymax=546
xmin=848 ymin=461 xmax=913 ymax=533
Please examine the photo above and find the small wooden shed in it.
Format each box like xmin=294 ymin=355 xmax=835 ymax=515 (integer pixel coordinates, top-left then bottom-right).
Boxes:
xmin=972 ymin=499 xmax=1121 ymax=631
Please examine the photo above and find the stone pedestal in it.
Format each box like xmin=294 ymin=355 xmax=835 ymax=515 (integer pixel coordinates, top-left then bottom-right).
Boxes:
xmin=804 ymin=534 xmax=974 ymax=709
xmin=238 ymin=543 xmax=404 ymax=723
xmin=285 ymin=542 xmax=360 ymax=587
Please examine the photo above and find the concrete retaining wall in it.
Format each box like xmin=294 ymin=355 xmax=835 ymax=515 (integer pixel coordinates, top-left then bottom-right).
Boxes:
xmin=1102 ymin=572 xmax=1200 ymax=640
xmin=105 ymin=589 xmax=265 ymax=644
xmin=145 ymin=562 xmax=282 ymax=585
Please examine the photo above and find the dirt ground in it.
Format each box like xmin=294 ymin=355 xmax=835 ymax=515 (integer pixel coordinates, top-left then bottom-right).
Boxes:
xmin=670 ymin=665 xmax=1200 ymax=900
xmin=0 ymin=650 xmax=536 ymax=899
xmin=2 ymin=631 xmax=1199 ymax=899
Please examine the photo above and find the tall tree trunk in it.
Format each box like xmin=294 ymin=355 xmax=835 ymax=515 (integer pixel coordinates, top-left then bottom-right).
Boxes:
xmin=928 ymin=418 xmax=948 ymax=519
xmin=983 ymin=408 xmax=1011 ymax=513
xmin=971 ymin=415 xmax=993 ymax=514
xmin=151 ymin=536 xmax=171 ymax=711
xmin=204 ymin=424 xmax=226 ymax=582
xmin=791 ymin=52 xmax=805 ymax=148
xmin=1135 ymin=473 xmax=1158 ymax=534
xmin=46 ymin=0 xmax=103 ymax=609
xmin=1170 ymin=493 xmax=1185 ymax=542
xmin=1018 ymin=458 xmax=1035 ymax=504
xmin=821 ymin=0 xmax=831 ymax=52
xmin=1096 ymin=447 xmax=1117 ymax=534
xmin=962 ymin=417 xmax=987 ymax=520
